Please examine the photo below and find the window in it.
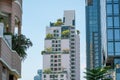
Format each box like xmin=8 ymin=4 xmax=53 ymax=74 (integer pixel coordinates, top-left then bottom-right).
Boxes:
xmin=58 ymin=63 xmax=61 ymax=66
xmin=114 ymin=59 xmax=120 ymax=64
xmin=71 ymin=47 xmax=75 ymax=49
xmin=114 ymin=17 xmax=119 ymax=27
xmin=56 ymin=41 xmax=58 ymax=43
xmin=107 ymin=4 xmax=112 ymax=15
xmin=72 ymin=20 xmax=75 ymax=25
xmin=52 ymin=40 xmax=54 ymax=43
xmin=58 ymin=48 xmax=61 ymax=51
xmin=114 ymin=4 xmax=119 ymax=15
xmin=58 ymin=55 xmax=61 ymax=58
xmin=54 ymin=64 xmax=57 ymax=66
xmin=56 ymin=45 xmax=57 ymax=47
xmin=44 ymin=75 xmax=46 ymax=78
xmin=54 ymin=55 xmax=57 ymax=58
xmin=51 ymin=59 xmax=53 ymax=62
xmin=54 ymin=68 xmax=57 ymax=71
xmin=107 ymin=29 xmax=113 ymax=41
xmin=108 ymin=42 xmax=114 ymax=55
xmin=107 ymin=0 xmax=112 ymax=3
xmin=50 ymin=75 xmax=53 ymax=78
xmin=59 ymin=44 xmax=61 ymax=47
xmin=115 ymin=42 xmax=120 ymax=55
xmin=51 ymin=64 xmax=53 ymax=66
xmin=54 ymin=60 xmax=57 ymax=62
xmin=51 ymin=55 xmax=53 ymax=58
xmin=113 ymin=0 xmax=119 ymax=3
xmin=51 ymin=68 xmax=53 ymax=70
xmin=52 ymin=45 xmax=54 ymax=47
xmin=107 ymin=17 xmax=113 ymax=27
xmin=60 ymin=75 xmax=64 ymax=77
xmin=58 ymin=59 xmax=61 ymax=62
xmin=56 ymin=49 xmax=58 ymax=51
xmin=114 ymin=29 xmax=120 ymax=41
xmin=58 ymin=68 xmax=61 ymax=70
xmin=54 ymin=30 xmax=56 ymax=33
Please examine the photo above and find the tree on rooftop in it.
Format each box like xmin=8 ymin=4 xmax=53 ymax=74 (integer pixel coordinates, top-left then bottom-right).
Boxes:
xmin=54 ymin=19 xmax=63 ymax=26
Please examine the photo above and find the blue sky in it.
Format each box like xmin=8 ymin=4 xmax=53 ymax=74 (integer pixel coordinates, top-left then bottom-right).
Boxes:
xmin=19 ymin=0 xmax=86 ymax=80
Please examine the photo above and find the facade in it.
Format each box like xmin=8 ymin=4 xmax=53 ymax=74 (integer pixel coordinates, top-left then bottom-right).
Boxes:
xmin=42 ymin=10 xmax=80 ymax=80
xmin=0 ymin=0 xmax=22 ymax=35
xmin=0 ymin=0 xmax=22 ymax=80
xmin=86 ymin=0 xmax=103 ymax=69
xmin=106 ymin=0 xmax=120 ymax=80
xmin=34 ymin=69 xmax=42 ymax=80
xmin=86 ymin=0 xmax=120 ymax=80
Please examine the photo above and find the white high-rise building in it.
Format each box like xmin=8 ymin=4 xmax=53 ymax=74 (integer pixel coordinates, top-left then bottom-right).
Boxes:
xmin=42 ymin=10 xmax=80 ymax=80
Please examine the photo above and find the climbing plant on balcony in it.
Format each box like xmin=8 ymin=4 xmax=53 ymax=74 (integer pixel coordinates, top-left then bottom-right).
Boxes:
xmin=12 ymin=34 xmax=33 ymax=60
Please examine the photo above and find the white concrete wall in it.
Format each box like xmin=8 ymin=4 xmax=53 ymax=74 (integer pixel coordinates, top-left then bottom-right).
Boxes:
xmin=75 ymin=34 xmax=80 ymax=80
xmin=64 ymin=10 xmax=75 ymax=26
xmin=43 ymin=55 xmax=51 ymax=70
xmin=61 ymin=54 xmax=70 ymax=80
xmin=61 ymin=39 xmax=70 ymax=51
xmin=45 ymin=40 xmax=52 ymax=49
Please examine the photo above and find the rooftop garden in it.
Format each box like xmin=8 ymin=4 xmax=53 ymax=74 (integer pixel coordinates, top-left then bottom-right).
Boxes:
xmin=50 ymin=19 xmax=63 ymax=26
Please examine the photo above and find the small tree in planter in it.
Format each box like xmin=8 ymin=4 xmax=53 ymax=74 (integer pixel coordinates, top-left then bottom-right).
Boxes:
xmin=12 ymin=34 xmax=33 ymax=60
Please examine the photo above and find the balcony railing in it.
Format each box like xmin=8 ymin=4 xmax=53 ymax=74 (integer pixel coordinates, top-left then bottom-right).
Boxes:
xmin=0 ymin=37 xmax=21 ymax=78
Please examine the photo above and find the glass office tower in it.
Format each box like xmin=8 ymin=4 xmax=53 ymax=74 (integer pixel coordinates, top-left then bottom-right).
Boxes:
xmin=86 ymin=0 xmax=102 ymax=69
xmin=106 ymin=0 xmax=120 ymax=80
xmin=86 ymin=0 xmax=120 ymax=79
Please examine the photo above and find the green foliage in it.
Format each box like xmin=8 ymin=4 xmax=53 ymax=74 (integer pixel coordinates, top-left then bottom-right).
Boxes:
xmin=63 ymin=49 xmax=69 ymax=53
xmin=44 ymin=68 xmax=51 ymax=74
xmin=4 ymin=32 xmax=12 ymax=35
xmin=77 ymin=30 xmax=80 ymax=34
xmin=46 ymin=33 xmax=53 ymax=39
xmin=41 ymin=50 xmax=46 ymax=55
xmin=84 ymin=66 xmax=112 ymax=80
xmin=62 ymin=30 xmax=70 ymax=38
xmin=12 ymin=34 xmax=33 ymax=60
xmin=54 ymin=19 xmax=63 ymax=26
xmin=45 ymin=47 xmax=52 ymax=52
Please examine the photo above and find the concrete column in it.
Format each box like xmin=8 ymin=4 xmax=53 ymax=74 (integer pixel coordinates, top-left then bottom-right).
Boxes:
xmin=0 ymin=62 xmax=2 ymax=80
xmin=0 ymin=23 xmax=4 ymax=37
xmin=18 ymin=22 xmax=21 ymax=35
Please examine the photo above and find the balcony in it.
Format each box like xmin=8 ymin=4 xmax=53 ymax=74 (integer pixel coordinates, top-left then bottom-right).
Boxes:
xmin=0 ymin=37 xmax=21 ymax=78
